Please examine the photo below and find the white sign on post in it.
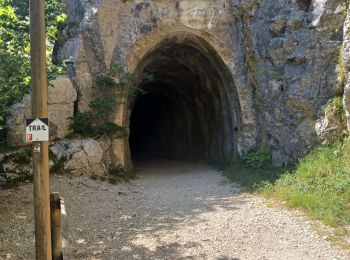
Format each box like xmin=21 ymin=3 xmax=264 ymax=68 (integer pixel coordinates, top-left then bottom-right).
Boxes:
xmin=26 ymin=118 xmax=49 ymax=142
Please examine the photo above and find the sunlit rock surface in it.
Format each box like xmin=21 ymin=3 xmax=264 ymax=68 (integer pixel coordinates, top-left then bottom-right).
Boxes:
xmin=7 ymin=0 xmax=350 ymax=171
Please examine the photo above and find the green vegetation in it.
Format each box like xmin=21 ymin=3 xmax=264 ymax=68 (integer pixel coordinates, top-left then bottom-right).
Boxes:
xmin=222 ymin=96 xmax=349 ymax=228
xmin=69 ymin=65 xmax=151 ymax=138
xmin=324 ymin=96 xmax=346 ymax=121
xmin=96 ymin=64 xmax=150 ymax=92
xmin=220 ymin=149 xmax=282 ymax=191
xmin=0 ymin=146 xmax=33 ymax=187
xmin=0 ymin=145 xmax=17 ymax=154
xmin=260 ymin=142 xmax=350 ymax=227
xmin=68 ymin=97 xmax=128 ymax=138
xmin=242 ymin=148 xmax=271 ymax=169
xmin=337 ymin=46 xmax=346 ymax=92
xmin=0 ymin=0 xmax=67 ymax=143
xmin=222 ymin=142 xmax=350 ymax=228
xmin=221 ymin=161 xmax=282 ymax=191
xmin=321 ymin=96 xmax=348 ymax=143
xmin=2 ymin=146 xmax=32 ymax=164
xmin=12 ymin=147 xmax=31 ymax=164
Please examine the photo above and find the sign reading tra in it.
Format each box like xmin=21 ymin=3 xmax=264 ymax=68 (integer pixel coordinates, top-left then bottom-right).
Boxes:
xmin=26 ymin=118 xmax=49 ymax=142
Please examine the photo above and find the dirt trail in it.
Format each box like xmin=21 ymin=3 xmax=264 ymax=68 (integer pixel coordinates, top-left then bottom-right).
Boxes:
xmin=0 ymin=160 xmax=348 ymax=259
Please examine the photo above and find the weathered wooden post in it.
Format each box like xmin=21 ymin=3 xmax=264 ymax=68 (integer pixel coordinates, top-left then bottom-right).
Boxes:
xmin=50 ymin=193 xmax=63 ymax=260
xmin=29 ymin=0 xmax=52 ymax=258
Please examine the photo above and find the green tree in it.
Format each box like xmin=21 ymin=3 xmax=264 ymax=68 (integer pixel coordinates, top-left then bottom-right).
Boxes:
xmin=0 ymin=0 xmax=66 ymax=143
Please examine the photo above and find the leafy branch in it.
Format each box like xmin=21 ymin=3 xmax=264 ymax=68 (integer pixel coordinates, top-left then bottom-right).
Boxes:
xmin=0 ymin=0 xmax=67 ymax=143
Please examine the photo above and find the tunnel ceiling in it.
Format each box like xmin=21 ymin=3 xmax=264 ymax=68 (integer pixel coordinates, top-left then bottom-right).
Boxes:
xmin=129 ymin=37 xmax=240 ymax=161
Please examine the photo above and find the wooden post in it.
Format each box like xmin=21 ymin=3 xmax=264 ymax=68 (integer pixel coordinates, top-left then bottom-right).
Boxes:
xmin=50 ymin=193 xmax=63 ymax=260
xmin=29 ymin=0 xmax=52 ymax=259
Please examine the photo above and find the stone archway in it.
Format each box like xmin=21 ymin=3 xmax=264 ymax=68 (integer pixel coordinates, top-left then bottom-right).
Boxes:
xmin=112 ymin=30 xmax=248 ymax=168
xmin=129 ymin=36 xmax=240 ymax=162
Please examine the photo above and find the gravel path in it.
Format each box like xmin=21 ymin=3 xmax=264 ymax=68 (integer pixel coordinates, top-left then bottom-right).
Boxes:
xmin=1 ymin=159 xmax=349 ymax=259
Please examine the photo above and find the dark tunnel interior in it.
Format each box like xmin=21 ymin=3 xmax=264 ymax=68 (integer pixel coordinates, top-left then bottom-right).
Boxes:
xmin=129 ymin=37 xmax=239 ymax=162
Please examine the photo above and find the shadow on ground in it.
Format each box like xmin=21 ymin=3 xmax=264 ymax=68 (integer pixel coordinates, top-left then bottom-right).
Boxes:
xmin=59 ymin=160 xmax=246 ymax=259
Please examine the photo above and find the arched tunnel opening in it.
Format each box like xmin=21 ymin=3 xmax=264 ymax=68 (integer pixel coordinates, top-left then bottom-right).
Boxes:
xmin=129 ymin=36 xmax=240 ymax=163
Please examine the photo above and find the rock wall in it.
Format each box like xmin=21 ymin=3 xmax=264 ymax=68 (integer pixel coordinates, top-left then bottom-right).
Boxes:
xmin=343 ymin=2 xmax=350 ymax=132
xmin=50 ymin=138 xmax=111 ymax=176
xmin=6 ymin=76 xmax=77 ymax=146
xmin=239 ymin=0 xmax=348 ymax=164
xmin=6 ymin=0 xmax=350 ymax=173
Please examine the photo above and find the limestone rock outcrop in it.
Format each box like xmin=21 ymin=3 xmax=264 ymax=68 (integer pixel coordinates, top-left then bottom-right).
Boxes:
xmin=6 ymin=75 xmax=77 ymax=146
xmin=54 ymin=0 xmax=350 ymax=167
xmin=6 ymin=94 xmax=32 ymax=147
xmin=6 ymin=0 xmax=350 ymax=171
xmin=342 ymin=3 xmax=350 ymax=133
xmin=50 ymin=139 xmax=109 ymax=176
xmin=48 ymin=76 xmax=77 ymax=139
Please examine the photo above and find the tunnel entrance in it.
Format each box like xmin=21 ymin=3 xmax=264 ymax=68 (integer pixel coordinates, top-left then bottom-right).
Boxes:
xmin=129 ymin=36 xmax=240 ymax=162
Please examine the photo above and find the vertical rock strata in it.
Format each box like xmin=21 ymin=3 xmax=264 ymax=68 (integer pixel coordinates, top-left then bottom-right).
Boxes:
xmin=343 ymin=2 xmax=350 ymax=132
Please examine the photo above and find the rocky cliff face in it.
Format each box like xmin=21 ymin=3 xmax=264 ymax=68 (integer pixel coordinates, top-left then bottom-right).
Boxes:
xmin=342 ymin=1 xmax=350 ymax=133
xmin=7 ymin=0 xmax=350 ymax=172
xmin=238 ymin=0 xmax=349 ymax=164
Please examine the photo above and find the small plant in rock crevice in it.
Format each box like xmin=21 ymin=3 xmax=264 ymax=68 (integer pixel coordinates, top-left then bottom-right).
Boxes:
xmin=324 ymin=96 xmax=346 ymax=121
xmin=320 ymin=96 xmax=349 ymax=143
xmin=242 ymin=148 xmax=272 ymax=169
xmin=12 ymin=148 xmax=32 ymax=164
xmin=336 ymin=47 xmax=347 ymax=92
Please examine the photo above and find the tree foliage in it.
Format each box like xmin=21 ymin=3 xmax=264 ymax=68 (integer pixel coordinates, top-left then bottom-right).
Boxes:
xmin=0 ymin=0 xmax=66 ymax=142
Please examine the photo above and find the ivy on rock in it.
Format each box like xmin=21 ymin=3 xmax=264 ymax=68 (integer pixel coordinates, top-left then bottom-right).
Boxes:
xmin=69 ymin=65 xmax=152 ymax=138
